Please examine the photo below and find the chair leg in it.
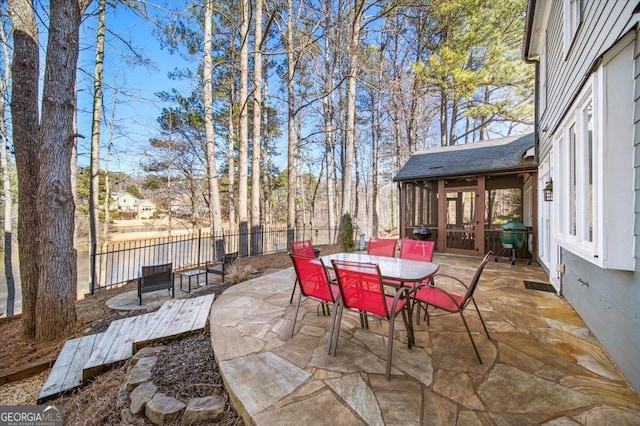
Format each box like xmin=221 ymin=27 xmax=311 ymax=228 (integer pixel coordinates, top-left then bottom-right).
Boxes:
xmin=290 ymin=290 xmax=303 ymax=338
xmin=386 ymin=314 xmax=396 ymax=381
xmin=471 ymin=298 xmax=491 ymax=340
xmin=330 ymin=304 xmax=344 ymax=356
xmin=289 ymin=278 xmax=298 ymax=304
xmin=460 ymin=312 xmax=482 ymax=364
xmin=400 ymin=306 xmax=413 ymax=348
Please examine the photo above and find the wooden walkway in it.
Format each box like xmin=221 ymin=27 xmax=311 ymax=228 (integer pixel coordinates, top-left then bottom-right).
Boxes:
xmin=37 ymin=294 xmax=214 ymax=404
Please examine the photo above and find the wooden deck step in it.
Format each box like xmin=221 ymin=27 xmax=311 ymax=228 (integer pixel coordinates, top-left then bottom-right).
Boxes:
xmin=37 ymin=333 xmax=103 ymax=404
xmin=82 ymin=313 xmax=154 ymax=381
xmin=133 ymin=294 xmax=214 ymax=353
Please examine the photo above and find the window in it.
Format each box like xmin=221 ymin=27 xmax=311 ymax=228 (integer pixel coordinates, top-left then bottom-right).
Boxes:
xmin=551 ymin=32 xmax=635 ymax=270
xmin=555 ymin=84 xmax=594 ymax=252
xmin=404 ymin=182 xmax=438 ymax=227
xmin=563 ymin=0 xmax=582 ymax=55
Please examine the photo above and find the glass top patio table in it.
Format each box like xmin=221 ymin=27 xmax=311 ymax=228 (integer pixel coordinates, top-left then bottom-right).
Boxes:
xmin=320 ymin=252 xmax=439 ymax=285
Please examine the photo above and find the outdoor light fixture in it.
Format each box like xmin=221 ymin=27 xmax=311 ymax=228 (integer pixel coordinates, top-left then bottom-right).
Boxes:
xmin=543 ymin=179 xmax=553 ymax=202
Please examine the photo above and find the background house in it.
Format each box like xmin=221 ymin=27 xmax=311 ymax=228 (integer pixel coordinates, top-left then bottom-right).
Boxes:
xmin=111 ymin=192 xmax=157 ymax=220
xmin=394 ymin=133 xmax=537 ymax=259
xmin=524 ymin=0 xmax=639 ymax=391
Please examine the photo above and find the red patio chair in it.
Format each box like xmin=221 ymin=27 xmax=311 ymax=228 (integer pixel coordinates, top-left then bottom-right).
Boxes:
xmin=289 ymin=240 xmax=318 ymax=304
xmin=412 ymin=252 xmax=492 ymax=363
xmin=399 ymin=239 xmax=435 ymax=262
xmin=330 ymin=259 xmax=412 ymax=380
xmin=367 ymin=238 xmax=397 ymax=257
xmin=289 ymin=254 xmax=339 ymax=338
xmin=393 ymin=239 xmax=437 ymax=321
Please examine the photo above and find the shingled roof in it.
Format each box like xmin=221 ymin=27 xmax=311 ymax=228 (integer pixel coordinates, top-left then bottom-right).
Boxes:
xmin=393 ymin=133 xmax=536 ymax=182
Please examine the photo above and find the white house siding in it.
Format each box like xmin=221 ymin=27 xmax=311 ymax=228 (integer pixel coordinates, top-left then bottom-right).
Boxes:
xmin=528 ymin=1 xmax=640 ymax=392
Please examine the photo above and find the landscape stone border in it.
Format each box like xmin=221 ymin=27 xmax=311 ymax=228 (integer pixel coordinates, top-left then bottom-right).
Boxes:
xmin=117 ymin=346 xmax=225 ymax=425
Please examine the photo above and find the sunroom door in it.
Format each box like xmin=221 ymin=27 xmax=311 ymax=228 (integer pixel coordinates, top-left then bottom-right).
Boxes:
xmin=445 ymin=188 xmax=478 ymax=254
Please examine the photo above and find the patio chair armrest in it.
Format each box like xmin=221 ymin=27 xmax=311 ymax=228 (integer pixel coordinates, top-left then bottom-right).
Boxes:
xmin=390 ymin=286 xmax=411 ymax=313
xmin=431 ymin=274 xmax=469 ymax=290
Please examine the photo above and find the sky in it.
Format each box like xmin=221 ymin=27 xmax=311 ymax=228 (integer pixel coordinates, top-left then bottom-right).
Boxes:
xmin=75 ymin=2 xmax=196 ymax=177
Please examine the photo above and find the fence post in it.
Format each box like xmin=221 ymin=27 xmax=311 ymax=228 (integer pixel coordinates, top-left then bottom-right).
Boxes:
xmin=90 ymin=242 xmax=97 ymax=295
xmin=197 ymin=228 xmax=202 ymax=268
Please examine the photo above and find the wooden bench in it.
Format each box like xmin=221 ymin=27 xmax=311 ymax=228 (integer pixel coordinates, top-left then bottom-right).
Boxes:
xmin=138 ymin=263 xmax=175 ymax=304
xmin=206 ymin=252 xmax=238 ymax=284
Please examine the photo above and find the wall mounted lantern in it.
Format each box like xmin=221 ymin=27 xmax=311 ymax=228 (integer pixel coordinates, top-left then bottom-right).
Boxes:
xmin=543 ymin=179 xmax=553 ymax=202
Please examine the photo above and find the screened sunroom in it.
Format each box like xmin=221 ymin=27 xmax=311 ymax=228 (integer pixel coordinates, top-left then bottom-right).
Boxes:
xmin=394 ymin=133 xmax=538 ymax=259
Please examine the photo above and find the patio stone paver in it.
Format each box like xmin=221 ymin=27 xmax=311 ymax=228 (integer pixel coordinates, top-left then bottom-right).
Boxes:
xmin=325 ymin=373 xmax=384 ymax=426
xmin=220 ymin=351 xmax=311 ymax=418
xmin=209 ymin=256 xmax=640 ymax=425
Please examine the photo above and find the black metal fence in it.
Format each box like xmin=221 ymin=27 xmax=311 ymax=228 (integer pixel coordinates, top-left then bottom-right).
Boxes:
xmin=91 ymin=225 xmax=339 ymax=293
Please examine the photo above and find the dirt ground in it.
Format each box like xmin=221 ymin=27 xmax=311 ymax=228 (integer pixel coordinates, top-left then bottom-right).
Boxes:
xmin=0 ymin=246 xmax=340 ymax=424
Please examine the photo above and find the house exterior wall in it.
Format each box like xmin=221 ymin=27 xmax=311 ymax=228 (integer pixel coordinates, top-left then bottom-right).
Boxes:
xmin=528 ymin=1 xmax=640 ymax=392
xmin=539 ymin=1 xmax=636 ymax=159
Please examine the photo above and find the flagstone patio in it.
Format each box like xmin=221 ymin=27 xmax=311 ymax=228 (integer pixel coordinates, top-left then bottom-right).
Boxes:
xmin=209 ymin=254 xmax=640 ymax=425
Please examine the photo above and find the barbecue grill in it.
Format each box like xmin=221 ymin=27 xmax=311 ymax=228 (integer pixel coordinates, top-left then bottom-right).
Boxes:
xmin=495 ymin=219 xmax=530 ymax=265
xmin=413 ymin=226 xmax=432 ymax=241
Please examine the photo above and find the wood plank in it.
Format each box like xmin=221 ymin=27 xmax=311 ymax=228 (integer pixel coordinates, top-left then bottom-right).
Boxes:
xmin=163 ymin=297 xmax=203 ymax=337
xmin=38 ymin=334 xmax=102 ymax=403
xmin=62 ymin=334 xmax=101 ymax=389
xmin=84 ymin=319 xmax=124 ymax=374
xmin=135 ymin=299 xmax=182 ymax=344
xmin=133 ymin=299 xmax=187 ymax=352
xmin=145 ymin=299 xmax=186 ymax=340
xmin=83 ymin=314 xmax=155 ymax=381
xmin=189 ymin=294 xmax=215 ymax=331
xmin=38 ymin=338 xmax=83 ymax=399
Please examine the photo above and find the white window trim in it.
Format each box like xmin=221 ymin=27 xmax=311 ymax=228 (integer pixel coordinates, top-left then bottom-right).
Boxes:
xmin=563 ymin=0 xmax=582 ymax=56
xmin=553 ymin=77 xmax=597 ymax=261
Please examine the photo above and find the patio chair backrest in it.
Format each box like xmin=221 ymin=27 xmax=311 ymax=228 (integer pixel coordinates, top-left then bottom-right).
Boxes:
xmin=367 ymin=238 xmax=397 ymax=257
xmin=291 ymin=240 xmax=316 ymax=258
xmin=399 ymin=239 xmax=435 ymax=262
xmin=140 ymin=263 xmax=172 ymax=286
xmin=331 ymin=260 xmax=388 ymax=318
xmin=290 ymin=254 xmax=335 ymax=302
xmin=461 ymin=252 xmax=492 ymax=309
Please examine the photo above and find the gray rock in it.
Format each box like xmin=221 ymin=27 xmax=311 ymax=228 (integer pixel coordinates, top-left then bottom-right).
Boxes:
xmin=131 ymin=346 xmax=163 ymax=365
xmin=181 ymin=396 xmax=226 ymax=425
xmin=145 ymin=393 xmax=186 ymax=425
xmin=126 ymin=356 xmax=157 ymax=392
xmin=130 ymin=381 xmax=157 ymax=415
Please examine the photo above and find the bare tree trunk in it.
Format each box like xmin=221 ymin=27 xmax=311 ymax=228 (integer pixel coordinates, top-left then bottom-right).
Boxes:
xmin=238 ymin=0 xmax=249 ymax=256
xmin=35 ymin=0 xmax=89 ymax=342
xmin=203 ymin=0 xmax=223 ymax=257
xmin=0 ymin=7 xmax=14 ymax=316
xmin=261 ymin=73 xmax=271 ymax=224
xmin=449 ymin=98 xmax=458 ymax=145
xmin=286 ymin=0 xmax=296 ymax=243
xmin=89 ymin=0 xmax=106 ymax=293
xmin=251 ymin=0 xmax=263 ymax=255
xmin=440 ymin=88 xmax=448 ymax=147
xmin=341 ymin=0 xmax=363 ymax=217
xmin=8 ymin=0 xmax=40 ymax=337
xmin=480 ymin=86 xmax=490 ymax=141
xmin=228 ymin=87 xmax=236 ymax=230
xmin=323 ymin=24 xmax=336 ymax=243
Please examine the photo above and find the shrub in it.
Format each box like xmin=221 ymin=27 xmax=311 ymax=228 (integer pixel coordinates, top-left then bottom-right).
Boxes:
xmin=338 ymin=213 xmax=355 ymax=252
